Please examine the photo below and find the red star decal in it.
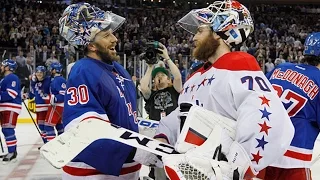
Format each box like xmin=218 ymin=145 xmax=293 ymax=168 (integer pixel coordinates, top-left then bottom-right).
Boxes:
xmin=258 ymin=121 xmax=272 ymax=135
xmin=200 ymin=78 xmax=208 ymax=86
xmin=190 ymin=84 xmax=196 ymax=92
xmin=259 ymin=95 xmax=270 ymax=107
xmin=251 ymin=151 xmax=263 ymax=164
xmin=232 ymin=1 xmax=242 ymax=9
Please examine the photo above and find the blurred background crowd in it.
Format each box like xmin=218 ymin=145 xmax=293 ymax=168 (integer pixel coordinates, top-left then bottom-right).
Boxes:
xmin=0 ymin=0 xmax=320 ymax=87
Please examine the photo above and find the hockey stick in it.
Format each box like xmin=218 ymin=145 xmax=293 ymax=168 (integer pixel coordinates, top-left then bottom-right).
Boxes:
xmin=49 ymin=103 xmax=62 ymax=120
xmin=40 ymin=119 xmax=178 ymax=169
xmin=22 ymin=100 xmax=46 ymax=144
xmin=0 ymin=113 xmax=4 ymax=154
xmin=0 ymin=132 xmax=4 ymax=155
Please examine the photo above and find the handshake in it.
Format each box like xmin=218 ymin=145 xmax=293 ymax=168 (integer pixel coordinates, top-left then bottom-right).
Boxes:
xmin=136 ymin=104 xmax=255 ymax=180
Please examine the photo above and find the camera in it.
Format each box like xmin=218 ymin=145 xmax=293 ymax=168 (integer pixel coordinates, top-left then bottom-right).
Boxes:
xmin=140 ymin=41 xmax=161 ymax=64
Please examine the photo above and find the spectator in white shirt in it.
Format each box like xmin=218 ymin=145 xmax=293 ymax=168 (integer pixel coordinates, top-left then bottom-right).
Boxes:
xmin=45 ymin=53 xmax=58 ymax=67
xmin=265 ymin=58 xmax=275 ymax=73
xmin=16 ymin=51 xmax=26 ymax=67
xmin=240 ymin=42 xmax=249 ymax=52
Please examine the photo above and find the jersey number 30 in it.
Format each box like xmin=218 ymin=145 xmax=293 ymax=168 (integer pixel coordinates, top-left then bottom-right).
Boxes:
xmin=272 ymin=84 xmax=307 ymax=117
xmin=67 ymin=85 xmax=89 ymax=106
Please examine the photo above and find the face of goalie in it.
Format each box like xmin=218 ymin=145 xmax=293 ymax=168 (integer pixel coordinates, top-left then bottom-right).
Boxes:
xmin=88 ymin=29 xmax=120 ymax=63
xmin=192 ymin=24 xmax=221 ymax=61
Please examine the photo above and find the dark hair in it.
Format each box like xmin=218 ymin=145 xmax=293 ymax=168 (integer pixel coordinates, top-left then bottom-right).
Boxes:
xmin=301 ymin=55 xmax=320 ymax=66
xmin=83 ymin=46 xmax=89 ymax=56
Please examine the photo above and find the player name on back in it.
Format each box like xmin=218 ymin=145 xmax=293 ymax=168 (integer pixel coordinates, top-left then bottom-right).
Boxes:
xmin=270 ymin=67 xmax=319 ymax=100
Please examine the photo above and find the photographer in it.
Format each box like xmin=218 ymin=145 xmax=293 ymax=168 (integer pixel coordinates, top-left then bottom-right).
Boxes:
xmin=140 ymin=42 xmax=183 ymax=121
xmin=139 ymin=42 xmax=182 ymax=179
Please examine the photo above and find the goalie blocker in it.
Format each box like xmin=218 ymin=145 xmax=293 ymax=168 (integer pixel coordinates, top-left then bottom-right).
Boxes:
xmin=40 ymin=119 xmax=178 ymax=169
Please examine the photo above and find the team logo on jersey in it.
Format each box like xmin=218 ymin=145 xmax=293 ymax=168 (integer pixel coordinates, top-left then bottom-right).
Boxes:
xmin=115 ymin=73 xmax=131 ymax=91
xmin=11 ymin=81 xmax=16 ymax=87
xmin=61 ymin=83 xmax=66 ymax=89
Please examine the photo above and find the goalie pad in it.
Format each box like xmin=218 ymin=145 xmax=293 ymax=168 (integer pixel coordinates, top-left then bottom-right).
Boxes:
xmin=40 ymin=119 xmax=177 ymax=168
xmin=175 ymin=105 xmax=236 ymax=154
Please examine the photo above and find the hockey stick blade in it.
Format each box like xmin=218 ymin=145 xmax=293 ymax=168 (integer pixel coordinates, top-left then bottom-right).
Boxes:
xmin=40 ymin=119 xmax=177 ymax=169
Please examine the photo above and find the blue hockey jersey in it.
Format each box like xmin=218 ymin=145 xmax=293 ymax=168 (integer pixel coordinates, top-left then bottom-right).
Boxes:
xmin=0 ymin=73 xmax=22 ymax=114
xmin=50 ymin=75 xmax=66 ymax=107
xmin=266 ymin=63 xmax=320 ymax=168
xmin=62 ymin=57 xmax=139 ymax=177
xmin=29 ymin=76 xmax=51 ymax=112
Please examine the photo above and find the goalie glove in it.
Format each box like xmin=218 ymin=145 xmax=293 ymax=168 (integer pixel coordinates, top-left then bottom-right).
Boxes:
xmin=163 ymin=123 xmax=256 ymax=180
xmin=133 ymin=148 xmax=163 ymax=168
xmin=163 ymin=142 xmax=255 ymax=180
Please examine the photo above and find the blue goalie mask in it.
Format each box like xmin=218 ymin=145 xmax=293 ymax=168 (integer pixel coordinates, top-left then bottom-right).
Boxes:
xmin=304 ymin=32 xmax=320 ymax=57
xmin=59 ymin=2 xmax=125 ymax=47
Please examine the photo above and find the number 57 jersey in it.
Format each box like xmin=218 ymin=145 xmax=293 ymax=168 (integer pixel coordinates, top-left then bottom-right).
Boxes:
xmin=266 ymin=63 xmax=320 ymax=168
xmin=176 ymin=52 xmax=294 ymax=174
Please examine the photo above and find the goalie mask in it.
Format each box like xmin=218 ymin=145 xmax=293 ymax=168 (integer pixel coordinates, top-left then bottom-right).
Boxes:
xmin=59 ymin=2 xmax=125 ymax=48
xmin=304 ymin=32 xmax=320 ymax=57
xmin=177 ymin=0 xmax=254 ymax=47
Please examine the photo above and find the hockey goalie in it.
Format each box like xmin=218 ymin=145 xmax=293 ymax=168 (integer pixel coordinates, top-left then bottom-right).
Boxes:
xmin=152 ymin=0 xmax=295 ymax=179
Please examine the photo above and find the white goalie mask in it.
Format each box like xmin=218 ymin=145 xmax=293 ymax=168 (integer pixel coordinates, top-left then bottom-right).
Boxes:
xmin=59 ymin=2 xmax=125 ymax=48
xmin=177 ymin=0 xmax=254 ymax=47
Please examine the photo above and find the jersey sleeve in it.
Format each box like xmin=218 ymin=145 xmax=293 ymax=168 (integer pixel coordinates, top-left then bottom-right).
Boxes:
xmin=154 ymin=107 xmax=180 ymax=145
xmin=0 ymin=76 xmax=20 ymax=102
xmin=51 ymin=78 xmax=66 ymax=103
xmin=227 ymin=66 xmax=294 ymax=173
xmin=63 ymin=67 xmax=134 ymax=176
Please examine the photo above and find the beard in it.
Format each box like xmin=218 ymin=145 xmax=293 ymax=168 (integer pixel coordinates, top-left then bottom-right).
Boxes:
xmin=95 ymin=43 xmax=120 ymax=64
xmin=192 ymin=33 xmax=220 ymax=61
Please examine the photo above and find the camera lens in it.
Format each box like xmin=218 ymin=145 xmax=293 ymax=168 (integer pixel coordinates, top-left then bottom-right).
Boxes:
xmin=146 ymin=48 xmax=156 ymax=59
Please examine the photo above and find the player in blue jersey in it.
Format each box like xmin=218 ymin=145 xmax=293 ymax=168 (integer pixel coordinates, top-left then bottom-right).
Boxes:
xmin=59 ymin=3 xmax=160 ymax=180
xmin=27 ymin=66 xmax=51 ymax=143
xmin=0 ymin=59 xmax=21 ymax=164
xmin=262 ymin=32 xmax=320 ymax=179
xmin=44 ymin=62 xmax=66 ymax=142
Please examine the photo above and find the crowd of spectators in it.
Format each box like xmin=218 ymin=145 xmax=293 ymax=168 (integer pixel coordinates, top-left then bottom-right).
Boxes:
xmin=1 ymin=0 xmax=320 ymax=83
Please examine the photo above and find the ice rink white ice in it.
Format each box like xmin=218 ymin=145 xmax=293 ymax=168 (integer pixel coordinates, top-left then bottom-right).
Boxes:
xmin=1 ymin=124 xmax=320 ymax=180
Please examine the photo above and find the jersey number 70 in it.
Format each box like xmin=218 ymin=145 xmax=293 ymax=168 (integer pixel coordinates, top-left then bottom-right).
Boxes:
xmin=272 ymin=84 xmax=307 ymax=117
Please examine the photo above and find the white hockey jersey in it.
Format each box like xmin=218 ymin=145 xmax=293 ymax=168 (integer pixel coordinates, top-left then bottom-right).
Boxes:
xmin=155 ymin=52 xmax=294 ymax=176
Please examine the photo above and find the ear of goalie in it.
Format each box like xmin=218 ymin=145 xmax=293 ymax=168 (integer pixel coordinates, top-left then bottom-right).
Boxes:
xmin=165 ymin=104 xmax=257 ymax=179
